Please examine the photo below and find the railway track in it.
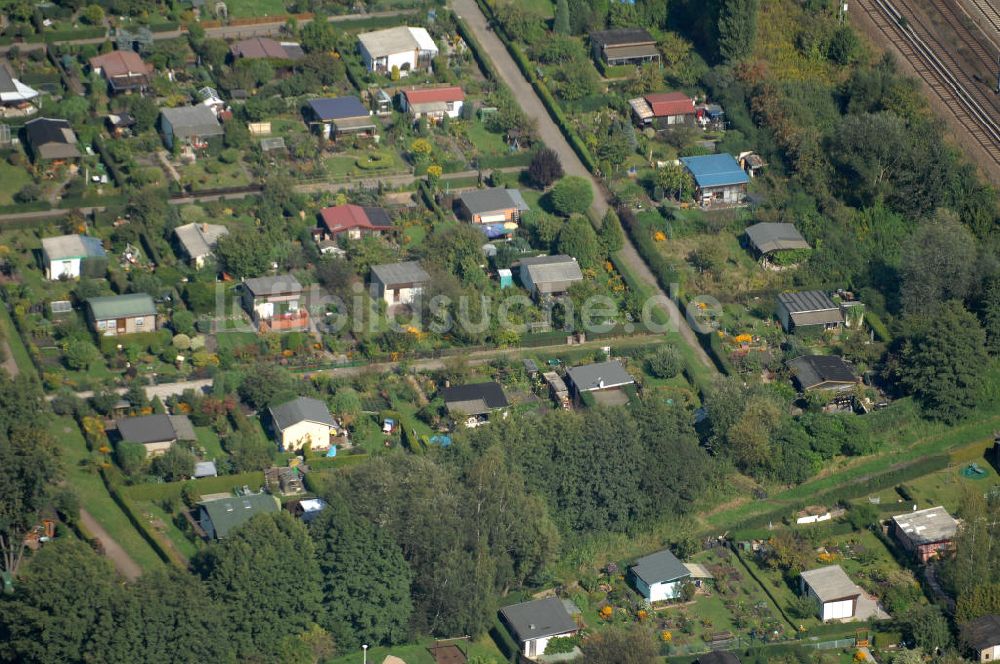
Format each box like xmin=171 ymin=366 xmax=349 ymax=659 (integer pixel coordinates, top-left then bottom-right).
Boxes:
xmin=965 ymin=0 xmax=1000 ymax=39
xmin=855 ymin=0 xmax=1000 ymax=167
xmin=926 ymin=0 xmax=999 ymax=70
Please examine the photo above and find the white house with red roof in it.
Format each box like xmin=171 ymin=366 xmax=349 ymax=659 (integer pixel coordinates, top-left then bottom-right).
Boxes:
xmin=398 ymin=86 xmax=465 ymax=121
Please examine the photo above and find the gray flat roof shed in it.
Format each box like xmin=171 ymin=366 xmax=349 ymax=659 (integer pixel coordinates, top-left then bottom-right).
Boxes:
xmin=370 ymin=261 xmax=430 ymax=288
xmin=566 ymin=360 xmax=634 ymax=393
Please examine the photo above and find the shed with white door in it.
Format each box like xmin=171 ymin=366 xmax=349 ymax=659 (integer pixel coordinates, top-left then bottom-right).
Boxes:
xmin=800 ymin=565 xmax=862 ymax=621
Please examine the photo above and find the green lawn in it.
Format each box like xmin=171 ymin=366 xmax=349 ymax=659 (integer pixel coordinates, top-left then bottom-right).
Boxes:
xmin=215 ymin=331 xmax=258 ymax=353
xmin=702 ymin=391 xmax=1000 ymax=532
xmin=324 ymin=149 xmax=405 ymax=179
xmin=225 ymin=0 xmax=286 ymax=17
xmin=0 ymin=159 xmax=34 ymax=206
xmin=863 ymin=452 xmax=998 ymax=514
xmin=195 ymin=426 xmax=227 ymax=462
xmin=49 ymin=416 xmax=165 ymax=572
xmin=128 ymin=498 xmax=200 ymax=560
xmin=179 ymin=159 xmax=251 ymax=190
xmin=466 ymin=120 xmax=511 ymax=157
xmin=325 ymin=636 xmax=502 ymax=664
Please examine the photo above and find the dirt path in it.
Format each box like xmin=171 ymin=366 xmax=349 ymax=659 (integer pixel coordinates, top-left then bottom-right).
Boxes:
xmin=1 ymin=339 xmax=19 ymax=377
xmin=77 ymin=507 xmax=142 ymax=581
xmin=451 ymin=0 xmax=716 ymax=372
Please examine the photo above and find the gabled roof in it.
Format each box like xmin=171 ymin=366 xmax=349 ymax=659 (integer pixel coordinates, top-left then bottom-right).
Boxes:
xmin=371 ymin=261 xmax=430 ymax=287
xmin=0 ymin=61 xmax=39 ymax=102
xmin=307 ymin=96 xmax=369 ymax=121
xmin=891 ymin=506 xmax=958 ymax=545
xmin=800 ymin=565 xmax=861 ymax=602
xmin=400 ymin=86 xmax=465 ymax=105
xmin=199 ymin=493 xmax=279 ymax=539
xmin=243 ymin=274 xmax=302 ymax=297
xmin=87 ymin=293 xmax=156 ymax=320
xmin=520 ymin=255 xmax=583 ymax=291
xmin=590 ymin=28 xmax=656 ymax=47
xmin=787 ymin=355 xmax=857 ymax=391
xmin=645 ymin=92 xmax=695 ymax=117
xmin=174 ymin=222 xmax=229 ymax=259
xmin=229 ymin=37 xmax=303 ymax=60
xmin=459 ymin=188 xmax=530 ymax=215
xmin=745 ymin=223 xmax=810 ymax=254
xmin=159 ymin=105 xmax=223 ymax=137
xmin=89 ymin=50 xmax=152 ymax=78
xmin=631 ymin=548 xmax=690 ymax=587
xmin=318 ymin=204 xmax=393 ymax=234
xmin=962 ymin=615 xmax=1000 ymax=651
xmin=680 ymin=153 xmax=749 ymax=188
xmin=41 ymin=234 xmax=106 ymax=261
xmin=566 ymin=360 xmax=635 ymax=392
xmin=269 ymin=396 xmax=337 ymax=431
xmin=117 ymin=413 xmax=176 ymax=444
xmin=23 ymin=118 xmax=80 ymax=159
xmin=500 ymin=597 xmax=578 ymax=643
xmin=357 ymin=26 xmax=438 ymax=58
xmin=441 ymin=382 xmax=509 ymax=415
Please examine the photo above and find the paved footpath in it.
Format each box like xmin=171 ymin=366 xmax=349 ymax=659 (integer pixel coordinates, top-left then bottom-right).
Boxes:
xmin=450 ymin=0 xmax=716 ymax=371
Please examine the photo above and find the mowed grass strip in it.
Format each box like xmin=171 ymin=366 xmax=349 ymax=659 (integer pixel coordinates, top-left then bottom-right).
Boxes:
xmin=50 ymin=416 xmax=165 ymax=572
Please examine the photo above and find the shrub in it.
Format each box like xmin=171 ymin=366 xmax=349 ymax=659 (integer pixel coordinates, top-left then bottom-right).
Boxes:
xmin=550 ymin=176 xmax=593 ymax=216
xmin=646 ymin=346 xmax=681 ymax=379
xmin=219 ymin=148 xmax=240 ymax=164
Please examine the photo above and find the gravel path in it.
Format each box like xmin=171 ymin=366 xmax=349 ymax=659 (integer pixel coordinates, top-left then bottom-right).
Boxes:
xmin=451 ymin=0 xmax=716 ymax=371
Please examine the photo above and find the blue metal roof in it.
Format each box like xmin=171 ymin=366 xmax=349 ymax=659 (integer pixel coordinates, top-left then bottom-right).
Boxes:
xmin=679 ymin=153 xmax=749 ymax=188
xmin=307 ymin=96 xmax=368 ymax=121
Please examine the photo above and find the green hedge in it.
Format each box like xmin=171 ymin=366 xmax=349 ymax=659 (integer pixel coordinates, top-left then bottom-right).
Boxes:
xmin=704 ymin=329 xmax=735 ymax=375
xmin=865 ymin=310 xmax=891 ymax=343
xmin=473 ymin=0 xmax=598 ymax=173
xmin=44 ymin=26 xmax=106 ymax=42
xmin=489 ymin=615 xmax=520 ymax=661
xmin=121 ymin=471 xmax=266 ymax=502
xmin=454 ymin=14 xmax=500 ymax=82
xmin=724 ymin=453 xmax=950 ymax=533
xmin=0 ymin=201 xmax=52 ymax=215
xmin=146 ymin=20 xmax=179 ymax=32
xmin=101 ymin=469 xmax=178 ymax=566
xmin=418 ymin=180 xmax=446 ymax=221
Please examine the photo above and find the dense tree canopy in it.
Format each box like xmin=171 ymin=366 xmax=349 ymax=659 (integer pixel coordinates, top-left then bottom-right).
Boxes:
xmin=196 ymin=512 xmax=323 ymax=661
xmin=311 ymin=501 xmax=413 ymax=648
xmin=897 ymin=301 xmax=989 ymax=422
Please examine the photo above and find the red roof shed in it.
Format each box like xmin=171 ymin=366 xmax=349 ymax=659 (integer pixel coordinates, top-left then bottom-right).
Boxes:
xmin=645 ymin=92 xmax=695 ymax=117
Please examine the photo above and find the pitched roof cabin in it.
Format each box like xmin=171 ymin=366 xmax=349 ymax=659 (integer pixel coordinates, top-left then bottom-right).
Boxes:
xmin=590 ymin=28 xmax=660 ymax=66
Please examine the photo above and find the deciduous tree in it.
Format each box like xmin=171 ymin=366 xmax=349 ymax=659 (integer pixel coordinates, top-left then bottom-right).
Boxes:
xmin=528 ymin=148 xmax=564 ymax=188
xmin=898 ymin=301 xmax=988 ymax=422
xmin=550 ymin=176 xmax=594 ymax=216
